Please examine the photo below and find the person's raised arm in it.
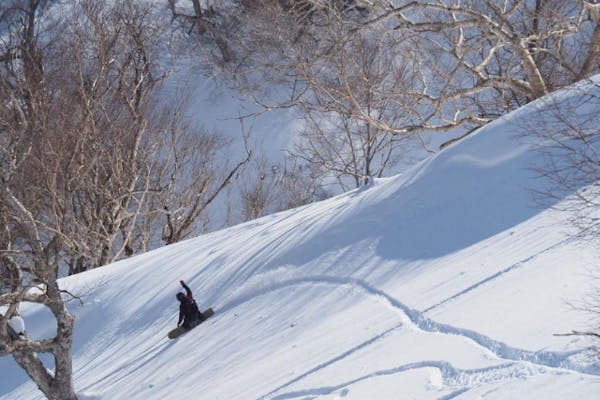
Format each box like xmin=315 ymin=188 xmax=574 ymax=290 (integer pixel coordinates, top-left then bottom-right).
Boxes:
xmin=180 ymin=280 xmax=192 ymax=298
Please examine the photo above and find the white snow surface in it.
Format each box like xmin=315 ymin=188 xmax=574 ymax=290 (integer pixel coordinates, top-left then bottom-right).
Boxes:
xmin=2 ymin=80 xmax=600 ymax=399
xmin=7 ymin=317 xmax=25 ymax=336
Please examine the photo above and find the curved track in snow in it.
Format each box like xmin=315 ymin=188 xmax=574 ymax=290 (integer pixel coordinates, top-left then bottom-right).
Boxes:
xmin=214 ymin=274 xmax=598 ymax=400
xmin=267 ymin=361 xmax=539 ymax=400
xmin=221 ymin=275 xmax=596 ymax=374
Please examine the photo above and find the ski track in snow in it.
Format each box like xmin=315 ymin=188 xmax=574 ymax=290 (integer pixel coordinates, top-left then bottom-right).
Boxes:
xmin=438 ymin=389 xmax=471 ymax=400
xmin=257 ymin=324 xmax=405 ymax=400
xmin=214 ymin=275 xmax=598 ymax=400
xmin=422 ymin=233 xmax=579 ymax=313
xmin=205 ymin=205 xmax=338 ymax=302
xmin=79 ymin=339 xmax=175 ymax=393
xmin=265 ymin=361 xmax=528 ymax=400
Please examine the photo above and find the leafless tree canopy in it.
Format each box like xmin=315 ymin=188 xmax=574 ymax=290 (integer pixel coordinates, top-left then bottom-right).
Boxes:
xmin=240 ymin=156 xmax=325 ymax=220
xmin=179 ymin=0 xmax=600 ymax=193
xmin=0 ymin=0 xmax=80 ymax=396
xmin=527 ymin=81 xmax=600 ymax=237
xmin=0 ymin=1 xmax=249 ymax=398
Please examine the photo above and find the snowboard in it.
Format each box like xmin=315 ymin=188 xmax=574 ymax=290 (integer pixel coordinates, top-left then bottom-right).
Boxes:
xmin=168 ymin=308 xmax=214 ymax=339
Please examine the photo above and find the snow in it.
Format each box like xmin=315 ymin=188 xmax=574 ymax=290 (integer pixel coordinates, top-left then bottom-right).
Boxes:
xmin=7 ymin=317 xmax=25 ymax=335
xmin=2 ymin=78 xmax=600 ymax=399
xmin=76 ymin=394 xmax=101 ymax=400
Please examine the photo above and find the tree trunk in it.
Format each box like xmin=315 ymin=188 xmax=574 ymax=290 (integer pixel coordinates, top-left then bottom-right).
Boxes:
xmin=12 ymin=351 xmax=57 ymax=399
xmin=578 ymin=20 xmax=600 ymax=80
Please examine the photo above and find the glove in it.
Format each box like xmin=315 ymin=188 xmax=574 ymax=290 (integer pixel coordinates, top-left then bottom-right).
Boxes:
xmin=180 ymin=280 xmax=185 ymax=286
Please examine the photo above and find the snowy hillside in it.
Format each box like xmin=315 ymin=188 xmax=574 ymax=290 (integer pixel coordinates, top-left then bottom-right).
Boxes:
xmin=2 ymin=80 xmax=600 ymax=399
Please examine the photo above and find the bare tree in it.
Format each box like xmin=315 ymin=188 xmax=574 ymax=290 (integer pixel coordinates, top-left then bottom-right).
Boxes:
xmin=240 ymin=157 xmax=281 ymax=221
xmin=240 ymin=155 xmax=323 ymax=221
xmin=152 ymin=103 xmax=251 ymax=244
xmin=0 ymin=1 xmax=79 ymax=397
xmin=224 ymin=0 xmax=600 ymax=135
xmin=0 ymin=0 xmax=251 ymax=397
xmin=527 ymin=80 xmax=600 ymax=238
xmin=360 ymin=1 xmax=600 ymax=106
xmin=167 ymin=0 xmax=233 ymax=62
xmin=289 ymin=28 xmax=427 ymax=190
xmin=181 ymin=2 xmax=423 ymax=194
xmin=294 ymin=111 xmax=412 ymax=191
xmin=0 ymin=190 xmax=79 ymax=400
xmin=1 ymin=0 xmax=250 ymax=276
xmin=28 ymin=0 xmax=171 ymax=274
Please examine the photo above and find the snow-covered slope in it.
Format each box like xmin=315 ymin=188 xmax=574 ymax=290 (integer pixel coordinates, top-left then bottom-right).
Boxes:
xmin=2 ymin=80 xmax=600 ymax=399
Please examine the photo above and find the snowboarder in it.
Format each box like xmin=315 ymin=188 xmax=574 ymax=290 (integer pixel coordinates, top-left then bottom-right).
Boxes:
xmin=176 ymin=280 xmax=205 ymax=330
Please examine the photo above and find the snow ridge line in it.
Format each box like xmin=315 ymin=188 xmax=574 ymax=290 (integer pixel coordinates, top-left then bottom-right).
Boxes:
xmin=219 ymin=275 xmax=598 ymax=377
xmin=423 ymin=233 xmax=579 ymax=313
xmin=265 ymin=361 xmax=519 ymax=400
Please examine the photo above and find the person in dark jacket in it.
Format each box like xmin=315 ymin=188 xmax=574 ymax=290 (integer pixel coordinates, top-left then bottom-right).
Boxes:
xmin=176 ymin=280 xmax=205 ymax=329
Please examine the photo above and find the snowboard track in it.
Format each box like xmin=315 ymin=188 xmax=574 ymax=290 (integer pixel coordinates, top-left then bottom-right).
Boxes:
xmin=423 ymin=233 xmax=581 ymax=313
xmin=217 ymin=275 xmax=598 ymax=400
xmin=265 ymin=361 xmax=524 ymax=400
